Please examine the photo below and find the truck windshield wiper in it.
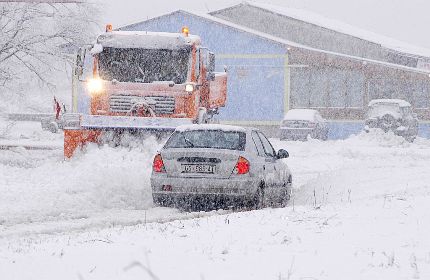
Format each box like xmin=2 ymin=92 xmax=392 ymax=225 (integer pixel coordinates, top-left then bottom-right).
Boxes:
xmin=137 ymin=65 xmax=145 ymax=81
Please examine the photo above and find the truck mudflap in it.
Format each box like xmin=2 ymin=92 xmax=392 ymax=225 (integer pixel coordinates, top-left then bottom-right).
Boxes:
xmin=63 ymin=114 xmax=193 ymax=158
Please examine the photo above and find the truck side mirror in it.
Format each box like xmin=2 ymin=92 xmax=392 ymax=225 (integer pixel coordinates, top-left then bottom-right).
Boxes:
xmin=206 ymin=52 xmax=216 ymax=81
xmin=75 ymin=47 xmax=87 ymax=80
xmin=74 ymin=65 xmax=83 ymax=77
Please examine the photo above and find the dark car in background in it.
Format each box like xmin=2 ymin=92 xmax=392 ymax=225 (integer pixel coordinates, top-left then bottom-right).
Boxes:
xmin=280 ymin=109 xmax=329 ymax=141
xmin=364 ymin=99 xmax=418 ymax=141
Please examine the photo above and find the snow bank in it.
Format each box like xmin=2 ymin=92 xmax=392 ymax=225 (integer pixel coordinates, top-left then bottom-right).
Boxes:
xmin=2 ymin=193 xmax=430 ymax=280
xmin=271 ymin=130 xmax=430 ymax=207
xmin=0 ymin=138 xmax=160 ymax=228
xmin=2 ymin=122 xmax=430 ymax=280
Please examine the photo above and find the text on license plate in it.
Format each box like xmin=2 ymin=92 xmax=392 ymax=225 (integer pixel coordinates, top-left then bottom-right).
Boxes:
xmin=181 ymin=164 xmax=216 ymax=173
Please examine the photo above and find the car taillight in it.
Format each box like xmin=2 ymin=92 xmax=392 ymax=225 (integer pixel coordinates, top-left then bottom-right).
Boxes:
xmin=153 ymin=154 xmax=166 ymax=173
xmin=234 ymin=156 xmax=250 ymax=175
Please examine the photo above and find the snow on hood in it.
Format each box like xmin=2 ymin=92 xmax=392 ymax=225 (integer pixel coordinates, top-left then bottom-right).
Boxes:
xmin=283 ymin=109 xmax=317 ymax=122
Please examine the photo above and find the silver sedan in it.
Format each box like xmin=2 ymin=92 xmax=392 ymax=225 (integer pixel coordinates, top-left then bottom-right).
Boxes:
xmin=150 ymin=124 xmax=292 ymax=209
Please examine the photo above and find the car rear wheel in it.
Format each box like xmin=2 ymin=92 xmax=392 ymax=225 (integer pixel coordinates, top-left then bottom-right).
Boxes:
xmin=252 ymin=183 xmax=265 ymax=209
xmin=153 ymin=194 xmax=172 ymax=207
xmin=279 ymin=175 xmax=292 ymax=207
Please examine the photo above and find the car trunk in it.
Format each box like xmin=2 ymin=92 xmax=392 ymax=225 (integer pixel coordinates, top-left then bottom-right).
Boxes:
xmin=161 ymin=148 xmax=241 ymax=179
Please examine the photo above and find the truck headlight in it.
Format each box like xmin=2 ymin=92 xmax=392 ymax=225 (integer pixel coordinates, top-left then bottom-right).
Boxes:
xmin=87 ymin=78 xmax=103 ymax=95
xmin=185 ymin=84 xmax=194 ymax=92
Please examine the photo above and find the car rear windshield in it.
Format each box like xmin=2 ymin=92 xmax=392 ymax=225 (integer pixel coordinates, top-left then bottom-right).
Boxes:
xmin=164 ymin=130 xmax=246 ymax=151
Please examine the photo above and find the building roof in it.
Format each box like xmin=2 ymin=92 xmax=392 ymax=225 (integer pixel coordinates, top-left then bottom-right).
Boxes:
xmin=120 ymin=10 xmax=430 ymax=76
xmin=230 ymin=2 xmax=430 ymax=59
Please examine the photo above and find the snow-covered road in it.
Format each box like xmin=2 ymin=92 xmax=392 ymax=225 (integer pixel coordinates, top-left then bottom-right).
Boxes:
xmin=1 ymin=120 xmax=430 ymax=279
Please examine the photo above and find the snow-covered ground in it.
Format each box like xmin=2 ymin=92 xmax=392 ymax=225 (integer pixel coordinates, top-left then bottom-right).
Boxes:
xmin=1 ymin=119 xmax=430 ymax=279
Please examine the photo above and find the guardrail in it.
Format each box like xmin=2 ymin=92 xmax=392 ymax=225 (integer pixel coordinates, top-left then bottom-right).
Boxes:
xmin=0 ymin=141 xmax=63 ymax=151
xmin=7 ymin=113 xmax=53 ymax=122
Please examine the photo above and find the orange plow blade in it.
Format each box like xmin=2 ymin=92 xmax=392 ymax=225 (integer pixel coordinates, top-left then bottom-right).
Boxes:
xmin=64 ymin=129 xmax=101 ymax=158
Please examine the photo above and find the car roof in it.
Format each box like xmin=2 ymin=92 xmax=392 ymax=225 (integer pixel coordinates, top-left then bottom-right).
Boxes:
xmin=283 ymin=109 xmax=318 ymax=121
xmin=368 ymin=99 xmax=411 ymax=107
xmin=175 ymin=124 xmax=249 ymax=133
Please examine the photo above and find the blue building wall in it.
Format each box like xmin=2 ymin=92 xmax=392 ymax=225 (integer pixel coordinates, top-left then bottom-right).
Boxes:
xmin=120 ymin=11 xmax=430 ymax=140
xmin=121 ymin=11 xmax=287 ymax=122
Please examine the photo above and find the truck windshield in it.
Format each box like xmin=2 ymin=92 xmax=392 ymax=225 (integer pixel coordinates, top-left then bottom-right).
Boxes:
xmin=98 ymin=47 xmax=190 ymax=84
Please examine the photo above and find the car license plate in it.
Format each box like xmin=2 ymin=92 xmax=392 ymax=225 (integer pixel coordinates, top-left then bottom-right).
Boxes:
xmin=181 ymin=164 xmax=215 ymax=174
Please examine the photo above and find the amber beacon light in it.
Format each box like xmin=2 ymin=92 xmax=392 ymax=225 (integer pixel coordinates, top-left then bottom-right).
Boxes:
xmin=181 ymin=26 xmax=189 ymax=37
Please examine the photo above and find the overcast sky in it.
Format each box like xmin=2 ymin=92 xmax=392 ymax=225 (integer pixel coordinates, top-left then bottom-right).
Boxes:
xmin=96 ymin=0 xmax=430 ymax=49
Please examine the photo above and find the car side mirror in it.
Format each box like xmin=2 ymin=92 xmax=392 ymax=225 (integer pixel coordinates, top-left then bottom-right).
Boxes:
xmin=277 ymin=149 xmax=289 ymax=159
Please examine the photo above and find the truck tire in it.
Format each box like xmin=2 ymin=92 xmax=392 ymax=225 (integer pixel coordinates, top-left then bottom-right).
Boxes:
xmin=197 ymin=108 xmax=209 ymax=124
xmin=48 ymin=121 xmax=59 ymax=133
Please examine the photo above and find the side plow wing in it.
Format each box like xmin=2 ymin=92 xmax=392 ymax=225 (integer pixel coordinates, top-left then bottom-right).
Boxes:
xmin=64 ymin=115 xmax=193 ymax=158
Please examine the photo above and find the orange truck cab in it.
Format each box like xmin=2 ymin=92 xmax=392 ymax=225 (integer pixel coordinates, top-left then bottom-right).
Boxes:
xmin=64 ymin=27 xmax=227 ymax=158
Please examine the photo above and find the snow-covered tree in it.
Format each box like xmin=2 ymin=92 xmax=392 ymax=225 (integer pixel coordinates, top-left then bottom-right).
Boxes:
xmin=0 ymin=2 xmax=99 ymax=88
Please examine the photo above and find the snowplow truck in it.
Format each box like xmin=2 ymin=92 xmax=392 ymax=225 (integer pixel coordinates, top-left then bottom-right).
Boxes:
xmin=65 ymin=26 xmax=227 ymax=158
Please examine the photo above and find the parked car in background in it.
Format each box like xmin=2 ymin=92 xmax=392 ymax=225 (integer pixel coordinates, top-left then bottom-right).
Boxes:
xmin=364 ymin=99 xmax=418 ymax=141
xmin=280 ymin=109 xmax=329 ymax=141
xmin=151 ymin=124 xmax=292 ymax=210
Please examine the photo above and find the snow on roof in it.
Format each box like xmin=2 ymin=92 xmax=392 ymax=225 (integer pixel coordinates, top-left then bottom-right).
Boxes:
xmin=176 ymin=124 xmax=247 ymax=133
xmin=180 ymin=11 xmax=430 ymax=75
xmin=368 ymin=99 xmax=412 ymax=107
xmin=120 ymin=10 xmax=430 ymax=76
xmin=283 ymin=109 xmax=318 ymax=121
xmin=96 ymin=31 xmax=200 ymax=49
xmin=246 ymin=2 xmax=430 ymax=59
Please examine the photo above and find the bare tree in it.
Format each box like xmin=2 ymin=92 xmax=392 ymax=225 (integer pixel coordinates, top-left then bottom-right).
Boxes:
xmin=0 ymin=2 xmax=99 ymax=88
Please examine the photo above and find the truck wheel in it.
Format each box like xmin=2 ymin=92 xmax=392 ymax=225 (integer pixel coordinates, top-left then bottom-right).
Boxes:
xmin=48 ymin=121 xmax=59 ymax=133
xmin=197 ymin=108 xmax=209 ymax=124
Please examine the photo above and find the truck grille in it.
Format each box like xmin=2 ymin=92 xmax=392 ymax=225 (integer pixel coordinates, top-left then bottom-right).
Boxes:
xmin=109 ymin=94 xmax=175 ymax=115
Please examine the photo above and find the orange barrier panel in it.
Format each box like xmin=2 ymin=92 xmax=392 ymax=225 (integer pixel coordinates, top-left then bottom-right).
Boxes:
xmin=64 ymin=129 xmax=101 ymax=158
